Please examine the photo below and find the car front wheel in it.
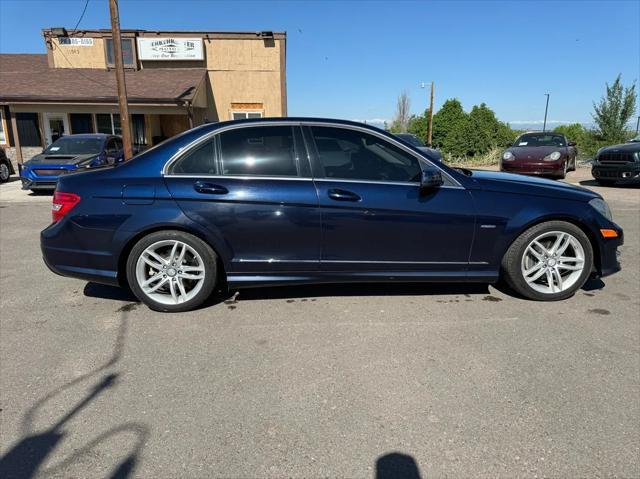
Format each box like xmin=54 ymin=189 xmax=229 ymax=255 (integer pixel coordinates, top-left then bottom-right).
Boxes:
xmin=501 ymin=221 xmax=593 ymax=301
xmin=126 ymin=230 xmax=218 ymax=312
xmin=0 ymin=162 xmax=10 ymax=182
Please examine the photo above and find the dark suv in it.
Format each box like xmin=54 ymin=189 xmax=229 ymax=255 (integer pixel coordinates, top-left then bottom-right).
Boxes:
xmin=591 ymin=136 xmax=640 ymax=185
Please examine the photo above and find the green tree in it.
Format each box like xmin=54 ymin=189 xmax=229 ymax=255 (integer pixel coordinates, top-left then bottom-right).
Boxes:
xmin=407 ymin=109 xmax=430 ymax=143
xmin=431 ymin=99 xmax=468 ymax=152
xmin=592 ymin=75 xmax=637 ymax=144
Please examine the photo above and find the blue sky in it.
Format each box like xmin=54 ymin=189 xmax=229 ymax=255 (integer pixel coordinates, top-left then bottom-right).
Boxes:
xmin=1 ymin=0 xmax=638 ymax=127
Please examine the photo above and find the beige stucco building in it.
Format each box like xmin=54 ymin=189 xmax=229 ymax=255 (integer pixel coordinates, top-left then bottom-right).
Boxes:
xmin=0 ymin=28 xmax=287 ymax=165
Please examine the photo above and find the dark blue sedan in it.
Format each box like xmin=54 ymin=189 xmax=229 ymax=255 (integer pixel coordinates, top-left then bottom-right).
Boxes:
xmin=20 ymin=134 xmax=124 ymax=191
xmin=41 ymin=118 xmax=623 ymax=312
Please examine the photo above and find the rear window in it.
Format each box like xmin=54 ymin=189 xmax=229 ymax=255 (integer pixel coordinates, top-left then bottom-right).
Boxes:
xmin=169 ymin=139 xmax=216 ymax=175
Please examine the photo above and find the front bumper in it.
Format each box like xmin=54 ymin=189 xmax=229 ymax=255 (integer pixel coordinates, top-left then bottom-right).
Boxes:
xmin=501 ymin=161 xmax=564 ymax=177
xmin=19 ymin=163 xmax=76 ymax=190
xmin=592 ymin=163 xmax=640 ymax=184
xmin=598 ymin=228 xmax=623 ymax=278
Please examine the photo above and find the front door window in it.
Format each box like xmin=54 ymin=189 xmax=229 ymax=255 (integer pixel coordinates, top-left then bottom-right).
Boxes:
xmin=311 ymin=126 xmax=422 ymax=183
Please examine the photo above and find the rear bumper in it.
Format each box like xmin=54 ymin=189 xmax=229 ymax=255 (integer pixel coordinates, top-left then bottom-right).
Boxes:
xmin=592 ymin=163 xmax=640 ymax=184
xmin=41 ymin=220 xmax=121 ymax=286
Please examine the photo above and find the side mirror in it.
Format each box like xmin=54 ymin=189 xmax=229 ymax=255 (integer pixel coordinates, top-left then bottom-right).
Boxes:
xmin=420 ymin=167 xmax=444 ymax=190
xmin=568 ymin=141 xmax=577 ymax=147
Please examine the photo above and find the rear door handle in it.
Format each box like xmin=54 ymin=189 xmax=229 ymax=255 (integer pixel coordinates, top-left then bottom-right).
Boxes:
xmin=194 ymin=181 xmax=228 ymax=195
xmin=328 ymin=188 xmax=361 ymax=202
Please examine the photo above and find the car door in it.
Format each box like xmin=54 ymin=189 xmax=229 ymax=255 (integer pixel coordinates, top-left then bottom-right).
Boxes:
xmin=306 ymin=125 xmax=476 ymax=273
xmin=104 ymin=138 xmax=120 ymax=164
xmin=164 ymin=124 xmax=320 ymax=272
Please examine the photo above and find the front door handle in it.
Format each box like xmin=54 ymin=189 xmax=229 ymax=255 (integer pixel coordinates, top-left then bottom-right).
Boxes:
xmin=328 ymin=188 xmax=361 ymax=202
xmin=194 ymin=181 xmax=228 ymax=195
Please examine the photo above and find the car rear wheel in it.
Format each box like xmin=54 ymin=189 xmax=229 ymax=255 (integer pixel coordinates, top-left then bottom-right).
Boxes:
xmin=501 ymin=221 xmax=593 ymax=301
xmin=126 ymin=230 xmax=218 ymax=312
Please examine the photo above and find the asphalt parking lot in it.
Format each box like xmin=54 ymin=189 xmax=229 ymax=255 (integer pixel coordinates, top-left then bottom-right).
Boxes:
xmin=1 ymin=167 xmax=638 ymax=478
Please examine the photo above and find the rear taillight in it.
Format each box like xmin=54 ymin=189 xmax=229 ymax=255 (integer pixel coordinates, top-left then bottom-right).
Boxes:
xmin=52 ymin=192 xmax=80 ymax=222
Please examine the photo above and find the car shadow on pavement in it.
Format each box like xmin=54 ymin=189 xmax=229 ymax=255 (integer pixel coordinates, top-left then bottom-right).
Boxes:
xmin=579 ymin=179 xmax=639 ymax=188
xmin=233 ymin=282 xmax=491 ymax=302
xmin=0 ymin=310 xmax=149 ymax=479
xmin=83 ymin=282 xmax=138 ymax=302
xmin=376 ymin=452 xmax=422 ymax=479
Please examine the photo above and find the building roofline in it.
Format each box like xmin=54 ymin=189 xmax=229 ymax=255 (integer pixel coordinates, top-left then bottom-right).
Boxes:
xmin=41 ymin=29 xmax=286 ymax=39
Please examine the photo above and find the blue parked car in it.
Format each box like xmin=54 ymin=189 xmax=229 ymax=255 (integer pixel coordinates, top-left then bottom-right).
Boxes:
xmin=41 ymin=118 xmax=623 ymax=312
xmin=20 ymin=134 xmax=124 ymax=191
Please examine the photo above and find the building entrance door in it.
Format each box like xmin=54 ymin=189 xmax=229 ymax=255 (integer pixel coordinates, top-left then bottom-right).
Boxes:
xmin=43 ymin=113 xmax=70 ymax=145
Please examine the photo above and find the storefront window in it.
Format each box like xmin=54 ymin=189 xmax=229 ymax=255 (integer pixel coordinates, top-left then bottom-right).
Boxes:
xmin=105 ymin=38 xmax=135 ymax=67
xmin=96 ymin=113 xmax=121 ymax=135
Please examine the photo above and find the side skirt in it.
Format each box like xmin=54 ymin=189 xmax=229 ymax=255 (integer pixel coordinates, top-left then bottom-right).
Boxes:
xmin=226 ymin=270 xmax=499 ymax=289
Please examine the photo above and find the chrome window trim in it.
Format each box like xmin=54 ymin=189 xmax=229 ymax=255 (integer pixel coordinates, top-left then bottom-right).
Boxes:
xmin=163 ymin=174 xmax=313 ymax=182
xmin=162 ymin=174 xmax=463 ymax=189
xmin=162 ymin=120 xmax=462 ymax=188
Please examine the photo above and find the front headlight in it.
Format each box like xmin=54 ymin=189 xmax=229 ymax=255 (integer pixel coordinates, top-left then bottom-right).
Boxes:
xmin=502 ymin=151 xmax=514 ymax=161
xmin=589 ymin=197 xmax=613 ymax=221
xmin=543 ymin=151 xmax=561 ymax=161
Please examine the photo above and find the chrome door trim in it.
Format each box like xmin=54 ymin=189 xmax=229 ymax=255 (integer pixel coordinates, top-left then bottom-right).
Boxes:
xmin=233 ymin=258 xmax=488 ymax=265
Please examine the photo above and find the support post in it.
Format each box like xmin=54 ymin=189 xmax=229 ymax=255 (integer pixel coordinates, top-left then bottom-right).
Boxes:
xmin=9 ymin=107 xmax=22 ymax=165
xmin=109 ymin=0 xmax=133 ymax=160
xmin=427 ymin=81 xmax=434 ymax=147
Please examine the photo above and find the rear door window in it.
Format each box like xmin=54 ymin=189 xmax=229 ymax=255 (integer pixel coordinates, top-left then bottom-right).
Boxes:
xmin=219 ymin=126 xmax=300 ymax=177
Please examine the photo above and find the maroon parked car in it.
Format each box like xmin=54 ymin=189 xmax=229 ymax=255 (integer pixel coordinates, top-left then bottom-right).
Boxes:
xmin=500 ymin=132 xmax=577 ymax=179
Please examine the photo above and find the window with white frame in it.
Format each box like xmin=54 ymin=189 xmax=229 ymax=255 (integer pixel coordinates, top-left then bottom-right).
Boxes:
xmin=0 ymin=109 xmax=6 ymax=144
xmin=96 ymin=113 xmax=122 ymax=135
xmin=231 ymin=111 xmax=263 ymax=120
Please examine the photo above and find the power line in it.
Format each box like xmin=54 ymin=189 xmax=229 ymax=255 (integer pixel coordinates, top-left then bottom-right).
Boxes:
xmin=70 ymin=0 xmax=91 ymax=35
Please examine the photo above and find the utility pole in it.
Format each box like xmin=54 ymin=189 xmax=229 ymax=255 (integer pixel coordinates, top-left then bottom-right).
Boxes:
xmin=109 ymin=0 xmax=133 ymax=160
xmin=636 ymin=115 xmax=639 ymax=134
xmin=542 ymin=93 xmax=550 ymax=132
xmin=427 ymin=81 xmax=434 ymax=146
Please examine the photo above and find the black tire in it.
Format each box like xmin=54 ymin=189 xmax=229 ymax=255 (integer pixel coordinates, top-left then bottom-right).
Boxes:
xmin=501 ymin=221 xmax=593 ymax=301
xmin=0 ymin=161 xmax=10 ymax=182
xmin=126 ymin=230 xmax=218 ymax=312
xmin=558 ymin=160 xmax=568 ymax=180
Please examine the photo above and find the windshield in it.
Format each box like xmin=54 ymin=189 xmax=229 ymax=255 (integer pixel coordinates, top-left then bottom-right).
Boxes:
xmin=396 ymin=134 xmax=425 ymax=147
xmin=630 ymin=134 xmax=640 ymax=142
xmin=44 ymin=137 xmax=103 ymax=155
xmin=514 ymin=133 xmax=566 ymax=147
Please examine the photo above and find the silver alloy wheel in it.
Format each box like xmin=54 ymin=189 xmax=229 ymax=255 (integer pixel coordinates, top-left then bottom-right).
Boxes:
xmin=135 ymin=240 xmax=206 ymax=306
xmin=0 ymin=163 xmax=9 ymax=181
xmin=521 ymin=230 xmax=585 ymax=295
